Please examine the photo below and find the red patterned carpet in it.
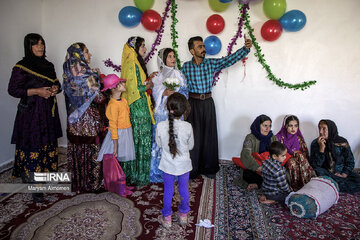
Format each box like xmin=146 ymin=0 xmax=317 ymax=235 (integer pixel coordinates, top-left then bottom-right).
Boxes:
xmin=0 ymin=179 xmax=215 ymax=240
xmin=127 ymin=176 xmax=215 ymax=240
xmin=214 ymin=162 xmax=360 ymax=240
xmin=0 ymin=158 xmax=215 ymax=240
xmin=2 ymin=156 xmax=359 ymax=240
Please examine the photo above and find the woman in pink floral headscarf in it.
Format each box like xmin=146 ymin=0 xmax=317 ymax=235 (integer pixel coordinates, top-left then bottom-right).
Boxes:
xmin=276 ymin=115 xmax=316 ymax=191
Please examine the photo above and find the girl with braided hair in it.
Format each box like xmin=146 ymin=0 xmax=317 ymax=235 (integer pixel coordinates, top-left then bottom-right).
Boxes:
xmin=155 ymin=92 xmax=193 ymax=228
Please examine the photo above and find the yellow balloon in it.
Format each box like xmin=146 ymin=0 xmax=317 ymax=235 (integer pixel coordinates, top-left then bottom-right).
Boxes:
xmin=209 ymin=0 xmax=230 ymax=12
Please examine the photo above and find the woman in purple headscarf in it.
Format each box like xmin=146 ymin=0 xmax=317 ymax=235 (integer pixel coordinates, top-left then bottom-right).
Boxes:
xmin=276 ymin=115 xmax=316 ymax=191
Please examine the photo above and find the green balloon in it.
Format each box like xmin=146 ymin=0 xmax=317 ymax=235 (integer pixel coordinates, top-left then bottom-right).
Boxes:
xmin=209 ymin=0 xmax=229 ymax=12
xmin=134 ymin=0 xmax=154 ymax=12
xmin=263 ymin=0 xmax=286 ymax=20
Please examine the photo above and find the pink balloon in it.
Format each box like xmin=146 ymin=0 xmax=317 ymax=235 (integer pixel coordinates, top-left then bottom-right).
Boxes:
xmin=141 ymin=10 xmax=162 ymax=31
xmin=206 ymin=14 xmax=225 ymax=34
xmin=261 ymin=19 xmax=282 ymax=41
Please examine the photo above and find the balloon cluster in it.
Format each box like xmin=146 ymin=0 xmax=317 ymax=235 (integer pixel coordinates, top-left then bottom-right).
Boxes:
xmin=118 ymin=0 xmax=162 ymax=31
xmin=261 ymin=0 xmax=306 ymax=41
xmin=204 ymin=0 xmax=230 ymax=55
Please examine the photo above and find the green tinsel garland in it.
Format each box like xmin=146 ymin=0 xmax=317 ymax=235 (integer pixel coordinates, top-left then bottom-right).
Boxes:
xmin=170 ymin=0 xmax=182 ymax=69
xmin=243 ymin=10 xmax=316 ymax=90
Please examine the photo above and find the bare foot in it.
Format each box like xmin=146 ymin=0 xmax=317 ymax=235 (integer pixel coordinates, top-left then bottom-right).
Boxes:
xmin=260 ymin=199 xmax=276 ymax=204
xmin=259 ymin=194 xmax=266 ymax=202
xmin=259 ymin=194 xmax=277 ymax=204
xmin=261 ymin=199 xmax=277 ymax=204
xmin=247 ymin=183 xmax=258 ymax=190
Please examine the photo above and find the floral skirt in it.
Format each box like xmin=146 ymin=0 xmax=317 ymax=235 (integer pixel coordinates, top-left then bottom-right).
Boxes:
xmin=286 ymin=151 xmax=316 ymax=191
xmin=12 ymin=143 xmax=58 ymax=182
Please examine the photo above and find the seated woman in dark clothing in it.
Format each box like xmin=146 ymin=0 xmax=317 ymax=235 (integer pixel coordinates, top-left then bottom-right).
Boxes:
xmin=310 ymin=119 xmax=360 ymax=193
xmin=240 ymin=114 xmax=278 ymax=190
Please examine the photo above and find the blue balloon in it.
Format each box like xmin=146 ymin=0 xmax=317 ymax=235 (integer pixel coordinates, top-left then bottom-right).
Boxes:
xmin=204 ymin=36 xmax=222 ymax=55
xmin=219 ymin=0 xmax=233 ymax=2
xmin=118 ymin=6 xmax=142 ymax=28
xmin=279 ymin=10 xmax=306 ymax=32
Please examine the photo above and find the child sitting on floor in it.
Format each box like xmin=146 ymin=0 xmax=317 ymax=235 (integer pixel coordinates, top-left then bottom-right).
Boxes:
xmin=260 ymin=141 xmax=291 ymax=204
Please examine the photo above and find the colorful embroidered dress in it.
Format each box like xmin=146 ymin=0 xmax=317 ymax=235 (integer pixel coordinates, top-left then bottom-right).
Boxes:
xmin=276 ymin=117 xmax=316 ymax=191
xmin=63 ymin=43 xmax=107 ymax=192
xmin=150 ymin=48 xmax=188 ymax=183
xmin=310 ymin=120 xmax=360 ymax=193
xmin=120 ymin=39 xmax=154 ymax=186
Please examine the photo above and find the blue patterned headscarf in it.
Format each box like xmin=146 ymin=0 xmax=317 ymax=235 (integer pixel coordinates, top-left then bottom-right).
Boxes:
xmin=63 ymin=43 xmax=100 ymax=125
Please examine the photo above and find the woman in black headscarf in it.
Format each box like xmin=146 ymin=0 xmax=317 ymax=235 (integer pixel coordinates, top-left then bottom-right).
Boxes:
xmin=310 ymin=119 xmax=360 ymax=193
xmin=8 ymin=33 xmax=62 ymax=201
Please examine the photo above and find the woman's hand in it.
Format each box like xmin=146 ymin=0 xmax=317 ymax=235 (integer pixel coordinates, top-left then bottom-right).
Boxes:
xmin=335 ymin=173 xmax=348 ymax=178
xmin=149 ymin=71 xmax=158 ymax=79
xmin=163 ymin=89 xmax=175 ymax=96
xmin=146 ymin=80 xmax=154 ymax=90
xmin=50 ymin=85 xmax=59 ymax=96
xmin=92 ymin=68 xmax=101 ymax=75
xmin=256 ymin=166 xmax=262 ymax=175
xmin=28 ymin=87 xmax=52 ymax=99
xmin=317 ymin=136 xmax=326 ymax=153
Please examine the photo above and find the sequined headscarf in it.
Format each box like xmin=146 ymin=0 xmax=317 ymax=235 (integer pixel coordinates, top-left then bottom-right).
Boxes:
xmin=121 ymin=37 xmax=154 ymax=124
xmin=276 ymin=115 xmax=304 ymax=155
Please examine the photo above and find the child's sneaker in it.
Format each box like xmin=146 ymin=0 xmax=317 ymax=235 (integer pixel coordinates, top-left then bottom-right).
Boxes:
xmin=158 ymin=215 xmax=172 ymax=229
xmin=178 ymin=212 xmax=188 ymax=226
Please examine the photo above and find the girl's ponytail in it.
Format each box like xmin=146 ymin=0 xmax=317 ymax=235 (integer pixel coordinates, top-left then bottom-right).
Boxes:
xmin=166 ymin=92 xmax=191 ymax=159
xmin=168 ymin=110 xmax=177 ymax=158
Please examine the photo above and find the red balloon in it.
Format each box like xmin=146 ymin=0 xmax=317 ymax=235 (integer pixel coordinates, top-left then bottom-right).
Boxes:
xmin=141 ymin=10 xmax=162 ymax=31
xmin=206 ymin=14 xmax=225 ymax=34
xmin=261 ymin=19 xmax=282 ymax=41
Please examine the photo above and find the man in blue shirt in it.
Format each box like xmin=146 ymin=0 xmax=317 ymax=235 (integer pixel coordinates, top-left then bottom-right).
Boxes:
xmin=182 ymin=36 xmax=252 ymax=179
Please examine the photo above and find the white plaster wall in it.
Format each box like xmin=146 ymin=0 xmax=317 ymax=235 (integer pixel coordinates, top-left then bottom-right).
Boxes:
xmin=1 ymin=0 xmax=360 ymax=167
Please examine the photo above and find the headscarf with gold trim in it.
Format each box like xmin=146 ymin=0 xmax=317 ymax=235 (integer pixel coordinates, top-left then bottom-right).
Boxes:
xmin=120 ymin=38 xmax=154 ymax=124
xmin=15 ymin=33 xmax=60 ymax=117
xmin=63 ymin=43 xmax=100 ymax=125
